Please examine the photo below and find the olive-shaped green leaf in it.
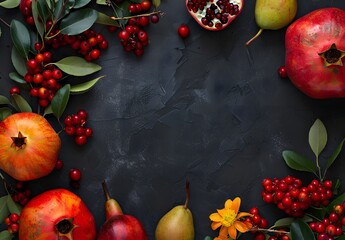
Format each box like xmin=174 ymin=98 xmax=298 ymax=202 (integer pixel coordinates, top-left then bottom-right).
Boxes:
xmin=6 ymin=195 xmax=22 ymax=215
xmin=203 ymin=237 xmax=212 ymax=240
xmin=152 ymin=0 xmax=160 ymax=7
xmin=96 ymin=0 xmax=106 ymax=4
xmin=290 ymin=220 xmax=315 ymax=240
xmin=31 ymin=0 xmax=45 ymax=41
xmin=9 ymin=72 xmax=28 ymax=86
xmin=43 ymin=104 xmax=53 ymax=117
xmin=0 ymin=0 xmax=20 ymax=8
xmin=309 ymin=119 xmax=327 ymax=158
xmin=38 ymin=0 xmax=53 ymax=24
xmin=11 ymin=47 xmax=28 ymax=77
xmin=51 ymin=84 xmax=70 ymax=119
xmin=54 ymin=0 xmax=75 ymax=22
xmin=70 ymin=75 xmax=104 ymax=95
xmin=10 ymin=20 xmax=30 ymax=59
xmin=0 ymin=95 xmax=10 ymax=105
xmin=325 ymin=138 xmax=345 ymax=171
xmin=96 ymin=12 xmax=120 ymax=27
xmin=52 ymin=56 xmax=101 ymax=76
xmin=10 ymin=94 xmax=32 ymax=113
xmin=272 ymin=216 xmax=313 ymax=229
xmin=0 ymin=107 xmax=12 ymax=121
xmin=0 ymin=196 xmax=10 ymax=223
xmin=74 ymin=0 xmax=91 ymax=8
xmin=59 ymin=8 xmax=98 ymax=35
xmin=0 ymin=230 xmax=13 ymax=240
xmin=282 ymin=150 xmax=316 ymax=173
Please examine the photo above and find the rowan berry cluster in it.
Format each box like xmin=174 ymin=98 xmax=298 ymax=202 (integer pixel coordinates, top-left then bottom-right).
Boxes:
xmin=64 ymin=109 xmax=93 ymax=146
xmin=309 ymin=202 xmax=345 ymax=240
xmin=11 ymin=181 xmax=31 ymax=206
xmin=4 ymin=213 xmax=20 ymax=234
xmin=261 ymin=176 xmax=333 ymax=217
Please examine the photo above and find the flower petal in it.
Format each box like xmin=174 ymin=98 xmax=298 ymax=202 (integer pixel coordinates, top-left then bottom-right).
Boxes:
xmin=210 ymin=213 xmax=223 ymax=222
xmin=219 ymin=226 xmax=228 ymax=236
xmin=211 ymin=221 xmax=222 ymax=230
xmin=232 ymin=197 xmax=241 ymax=214
xmin=234 ymin=221 xmax=251 ymax=233
xmin=225 ymin=199 xmax=233 ymax=209
xmin=237 ymin=212 xmax=253 ymax=219
xmin=217 ymin=208 xmax=229 ymax=217
xmin=228 ymin=225 xmax=237 ymax=239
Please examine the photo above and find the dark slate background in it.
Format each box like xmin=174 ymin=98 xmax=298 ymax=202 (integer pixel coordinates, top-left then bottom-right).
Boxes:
xmin=1 ymin=1 xmax=345 ymax=239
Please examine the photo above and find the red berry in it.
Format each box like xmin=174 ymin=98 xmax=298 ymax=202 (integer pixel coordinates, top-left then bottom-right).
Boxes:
xmin=27 ymin=59 xmax=38 ymax=69
xmin=52 ymin=69 xmax=62 ymax=80
xmin=84 ymin=127 xmax=93 ymax=137
xmin=88 ymin=37 xmax=98 ymax=47
xmin=72 ymin=114 xmax=81 ymax=125
xmin=278 ymin=66 xmax=288 ymax=78
xmin=138 ymin=16 xmax=149 ymax=27
xmin=251 ymin=214 xmax=261 ymax=225
xmin=128 ymin=4 xmax=137 ymax=14
xmin=10 ymin=223 xmax=19 ymax=233
xmin=35 ymin=53 xmax=45 ymax=63
xmin=323 ymin=180 xmax=332 ymax=189
xmin=64 ymin=116 xmax=74 ymax=126
xmin=76 ymin=127 xmax=85 ymax=136
xmin=90 ymin=49 xmax=101 ymax=60
xmin=69 ymin=168 xmax=81 ymax=181
xmin=315 ymin=223 xmax=325 ymax=233
xmin=178 ymin=24 xmax=190 ymax=38
xmin=141 ymin=0 xmax=151 ymax=11
xmin=329 ymin=212 xmax=339 ymax=223
xmin=10 ymin=86 xmax=20 ymax=95
xmin=38 ymin=99 xmax=49 ymax=107
xmin=99 ymin=40 xmax=108 ymax=50
xmin=326 ymin=224 xmax=336 ymax=236
xmin=77 ymin=109 xmax=88 ymax=120
xmin=118 ymin=30 xmax=130 ymax=41
xmin=137 ymin=30 xmax=148 ymax=42
xmin=9 ymin=213 xmax=19 ymax=223
xmin=4 ymin=217 xmax=11 ymax=226
xmin=75 ymin=135 xmax=87 ymax=145
xmin=55 ymin=159 xmax=63 ymax=170
xmin=33 ymin=73 xmax=44 ymax=84
xmin=150 ymin=14 xmax=159 ymax=24
xmin=43 ymin=51 xmax=52 ymax=63
xmin=29 ymin=88 xmax=39 ymax=97
xmin=34 ymin=42 xmax=42 ymax=51
xmin=254 ymin=233 xmax=266 ymax=240
xmin=65 ymin=125 xmax=76 ymax=135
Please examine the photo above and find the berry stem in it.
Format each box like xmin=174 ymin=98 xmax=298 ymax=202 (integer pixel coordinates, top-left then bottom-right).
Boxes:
xmin=0 ymin=17 xmax=10 ymax=27
xmin=111 ymin=10 xmax=163 ymax=21
xmin=253 ymin=227 xmax=289 ymax=235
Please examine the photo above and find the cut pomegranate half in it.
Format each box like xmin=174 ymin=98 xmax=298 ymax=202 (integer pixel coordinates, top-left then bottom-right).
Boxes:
xmin=186 ymin=0 xmax=243 ymax=31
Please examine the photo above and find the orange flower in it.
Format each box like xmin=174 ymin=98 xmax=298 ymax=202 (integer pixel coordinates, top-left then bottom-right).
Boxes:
xmin=209 ymin=197 xmax=253 ymax=240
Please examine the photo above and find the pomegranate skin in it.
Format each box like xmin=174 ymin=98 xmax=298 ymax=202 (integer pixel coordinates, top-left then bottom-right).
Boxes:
xmin=285 ymin=8 xmax=345 ymax=99
xmin=97 ymin=215 xmax=148 ymax=240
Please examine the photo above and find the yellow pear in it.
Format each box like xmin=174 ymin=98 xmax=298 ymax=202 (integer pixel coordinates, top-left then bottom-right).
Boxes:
xmin=155 ymin=181 xmax=194 ymax=240
xmin=246 ymin=0 xmax=297 ymax=45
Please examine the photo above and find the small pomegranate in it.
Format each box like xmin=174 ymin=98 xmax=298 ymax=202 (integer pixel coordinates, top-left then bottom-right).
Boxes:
xmin=186 ymin=0 xmax=243 ymax=31
xmin=19 ymin=188 xmax=96 ymax=240
xmin=0 ymin=112 xmax=61 ymax=181
xmin=97 ymin=181 xmax=148 ymax=240
xmin=285 ymin=8 xmax=345 ymax=98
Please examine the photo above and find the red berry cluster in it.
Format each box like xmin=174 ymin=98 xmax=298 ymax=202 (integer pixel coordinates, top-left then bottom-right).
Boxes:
xmin=262 ymin=176 xmax=333 ymax=217
xmin=117 ymin=0 xmax=159 ymax=56
xmin=64 ymin=109 xmax=93 ymax=146
xmin=25 ymin=51 xmax=63 ymax=107
xmin=44 ymin=25 xmax=108 ymax=61
xmin=4 ymin=213 xmax=20 ymax=234
xmin=11 ymin=181 xmax=31 ymax=206
xmin=19 ymin=0 xmax=34 ymax=25
xmin=309 ymin=203 xmax=345 ymax=240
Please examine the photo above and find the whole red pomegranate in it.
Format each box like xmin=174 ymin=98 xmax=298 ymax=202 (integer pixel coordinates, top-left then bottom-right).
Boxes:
xmin=186 ymin=0 xmax=243 ymax=31
xmin=285 ymin=8 xmax=345 ymax=99
xmin=19 ymin=188 xmax=96 ymax=240
xmin=0 ymin=112 xmax=61 ymax=181
xmin=97 ymin=181 xmax=148 ymax=240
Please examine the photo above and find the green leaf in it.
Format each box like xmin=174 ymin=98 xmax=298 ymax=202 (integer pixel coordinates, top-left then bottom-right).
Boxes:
xmin=59 ymin=8 xmax=98 ymax=35
xmin=38 ymin=0 xmax=53 ymax=24
xmin=9 ymin=72 xmax=28 ymax=86
xmin=309 ymin=119 xmax=327 ymax=158
xmin=152 ymin=0 xmax=160 ymax=7
xmin=282 ymin=150 xmax=317 ymax=173
xmin=11 ymin=47 xmax=28 ymax=77
xmin=0 ymin=0 xmax=20 ymax=8
xmin=6 ymin=195 xmax=22 ymax=215
xmin=273 ymin=216 xmax=313 ymax=229
xmin=70 ymin=75 xmax=104 ymax=94
xmin=0 ymin=195 xmax=10 ymax=223
xmin=0 ymin=95 xmax=10 ymax=105
xmin=0 ymin=230 xmax=13 ymax=240
xmin=31 ymin=0 xmax=45 ymax=41
xmin=74 ymin=0 xmax=91 ymax=8
xmin=10 ymin=94 xmax=32 ymax=113
xmin=53 ymin=0 xmax=75 ymax=22
xmin=43 ymin=104 xmax=53 ymax=116
xmin=96 ymin=0 xmax=106 ymax=4
xmin=335 ymin=235 xmax=345 ymax=240
xmin=96 ymin=11 xmax=120 ymax=27
xmin=52 ymin=56 xmax=101 ymax=76
xmin=325 ymin=138 xmax=345 ymax=171
xmin=51 ymin=84 xmax=70 ymax=119
xmin=0 ymin=107 xmax=12 ymax=121
xmin=203 ymin=237 xmax=212 ymax=240
xmin=10 ymin=20 xmax=30 ymax=59
xmin=326 ymin=192 xmax=345 ymax=214
xmin=290 ymin=220 xmax=315 ymax=240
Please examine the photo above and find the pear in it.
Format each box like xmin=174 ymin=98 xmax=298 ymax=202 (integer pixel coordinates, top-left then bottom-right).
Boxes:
xmin=246 ymin=0 xmax=297 ymax=46
xmin=155 ymin=181 xmax=194 ymax=240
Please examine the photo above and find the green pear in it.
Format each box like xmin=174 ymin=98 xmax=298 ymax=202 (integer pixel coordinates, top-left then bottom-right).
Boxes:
xmin=155 ymin=181 xmax=194 ymax=240
xmin=246 ymin=0 xmax=297 ymax=45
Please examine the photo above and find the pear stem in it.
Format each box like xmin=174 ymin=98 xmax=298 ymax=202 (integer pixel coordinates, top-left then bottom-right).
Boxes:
xmin=245 ymin=28 xmax=264 ymax=46
xmin=184 ymin=181 xmax=190 ymax=209
xmin=102 ymin=180 xmax=111 ymax=201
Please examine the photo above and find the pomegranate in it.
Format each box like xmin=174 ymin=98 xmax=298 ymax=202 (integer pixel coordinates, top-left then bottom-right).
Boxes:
xmin=285 ymin=8 xmax=345 ymax=99
xmin=0 ymin=112 xmax=61 ymax=181
xmin=19 ymin=188 xmax=96 ymax=240
xmin=97 ymin=181 xmax=148 ymax=240
xmin=186 ymin=0 xmax=243 ymax=31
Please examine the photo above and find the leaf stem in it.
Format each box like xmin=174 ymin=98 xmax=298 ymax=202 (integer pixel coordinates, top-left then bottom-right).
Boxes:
xmin=315 ymin=155 xmax=322 ymax=182
xmin=110 ymin=10 xmax=163 ymax=21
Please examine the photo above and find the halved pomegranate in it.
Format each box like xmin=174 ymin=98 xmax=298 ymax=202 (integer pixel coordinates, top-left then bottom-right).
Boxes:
xmin=186 ymin=0 xmax=243 ymax=31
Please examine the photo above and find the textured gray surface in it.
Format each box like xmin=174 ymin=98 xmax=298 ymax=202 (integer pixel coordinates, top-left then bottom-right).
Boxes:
xmin=1 ymin=1 xmax=345 ymax=239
